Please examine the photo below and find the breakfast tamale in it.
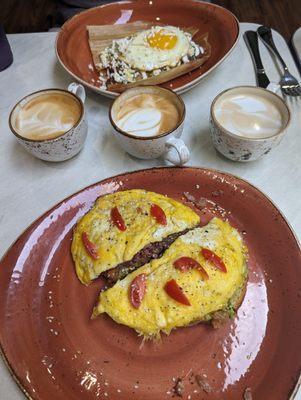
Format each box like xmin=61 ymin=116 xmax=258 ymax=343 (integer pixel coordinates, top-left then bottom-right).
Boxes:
xmin=87 ymin=22 xmax=211 ymax=92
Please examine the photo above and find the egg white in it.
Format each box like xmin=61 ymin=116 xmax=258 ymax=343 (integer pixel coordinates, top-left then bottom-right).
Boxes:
xmin=123 ymin=26 xmax=191 ymax=71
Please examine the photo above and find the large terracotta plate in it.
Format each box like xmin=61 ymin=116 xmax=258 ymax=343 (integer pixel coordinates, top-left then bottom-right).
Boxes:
xmin=1 ymin=167 xmax=301 ymax=400
xmin=55 ymin=0 xmax=240 ymax=98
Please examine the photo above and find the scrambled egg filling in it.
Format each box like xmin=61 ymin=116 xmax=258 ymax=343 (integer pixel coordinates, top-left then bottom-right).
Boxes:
xmin=93 ymin=218 xmax=248 ymax=338
xmin=71 ymin=189 xmax=200 ymax=285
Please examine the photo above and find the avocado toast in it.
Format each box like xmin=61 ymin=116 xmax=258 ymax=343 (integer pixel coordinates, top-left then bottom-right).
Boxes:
xmin=93 ymin=218 xmax=248 ymax=338
xmin=72 ymin=189 xmax=200 ymax=285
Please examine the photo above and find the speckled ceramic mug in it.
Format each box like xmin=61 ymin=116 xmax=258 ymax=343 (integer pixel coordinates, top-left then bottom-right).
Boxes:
xmin=210 ymin=86 xmax=290 ymax=162
xmin=109 ymin=86 xmax=190 ymax=165
xmin=9 ymin=83 xmax=88 ymax=162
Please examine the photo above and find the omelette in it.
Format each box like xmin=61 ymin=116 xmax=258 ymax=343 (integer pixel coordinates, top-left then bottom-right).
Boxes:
xmin=93 ymin=218 xmax=248 ymax=338
xmin=72 ymin=189 xmax=200 ymax=285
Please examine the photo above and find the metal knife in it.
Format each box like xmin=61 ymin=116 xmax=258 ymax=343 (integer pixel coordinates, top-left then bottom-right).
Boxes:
xmin=244 ymin=30 xmax=270 ymax=89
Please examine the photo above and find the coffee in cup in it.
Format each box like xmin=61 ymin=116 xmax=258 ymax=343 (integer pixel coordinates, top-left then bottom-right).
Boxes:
xmin=109 ymin=86 xmax=190 ymax=165
xmin=11 ymin=91 xmax=82 ymax=141
xmin=113 ymin=91 xmax=181 ymax=138
xmin=9 ymin=84 xmax=88 ymax=162
xmin=214 ymin=90 xmax=284 ymax=139
xmin=210 ymin=86 xmax=290 ymax=162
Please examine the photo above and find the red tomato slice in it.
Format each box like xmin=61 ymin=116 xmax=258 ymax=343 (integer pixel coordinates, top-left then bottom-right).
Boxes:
xmin=201 ymin=248 xmax=227 ymax=273
xmin=111 ymin=206 xmax=126 ymax=231
xmin=150 ymin=204 xmax=167 ymax=225
xmin=81 ymin=232 xmax=99 ymax=260
xmin=173 ymin=257 xmax=209 ymax=280
xmin=129 ymin=273 xmax=147 ymax=309
xmin=164 ymin=279 xmax=191 ymax=306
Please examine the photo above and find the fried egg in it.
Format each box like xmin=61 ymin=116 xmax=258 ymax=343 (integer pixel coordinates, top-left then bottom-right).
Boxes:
xmin=123 ymin=26 xmax=191 ymax=71
xmin=71 ymin=189 xmax=200 ymax=285
xmin=93 ymin=218 xmax=248 ymax=338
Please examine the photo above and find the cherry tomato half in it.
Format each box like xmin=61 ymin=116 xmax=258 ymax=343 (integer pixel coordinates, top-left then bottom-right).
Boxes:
xmin=129 ymin=273 xmax=147 ymax=309
xmin=82 ymin=232 xmax=99 ymax=260
xmin=150 ymin=204 xmax=167 ymax=225
xmin=111 ymin=206 xmax=126 ymax=231
xmin=173 ymin=256 xmax=209 ymax=280
xmin=201 ymin=249 xmax=227 ymax=273
xmin=164 ymin=279 xmax=191 ymax=306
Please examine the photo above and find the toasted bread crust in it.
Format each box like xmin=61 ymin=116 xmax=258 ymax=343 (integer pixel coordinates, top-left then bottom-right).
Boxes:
xmin=232 ymin=275 xmax=248 ymax=310
xmin=211 ymin=273 xmax=248 ymax=329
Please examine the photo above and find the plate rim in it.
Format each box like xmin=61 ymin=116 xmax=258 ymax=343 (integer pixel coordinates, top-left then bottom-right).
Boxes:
xmin=0 ymin=166 xmax=300 ymax=400
xmin=54 ymin=0 xmax=240 ymax=98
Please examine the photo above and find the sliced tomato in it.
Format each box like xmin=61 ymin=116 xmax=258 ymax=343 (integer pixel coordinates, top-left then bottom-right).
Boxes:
xmin=164 ymin=279 xmax=191 ymax=306
xmin=111 ymin=206 xmax=126 ymax=231
xmin=201 ymin=248 xmax=227 ymax=273
xmin=150 ymin=204 xmax=167 ymax=225
xmin=129 ymin=273 xmax=147 ymax=309
xmin=173 ymin=257 xmax=209 ymax=280
xmin=81 ymin=232 xmax=99 ymax=260
xmin=174 ymin=256 xmax=199 ymax=271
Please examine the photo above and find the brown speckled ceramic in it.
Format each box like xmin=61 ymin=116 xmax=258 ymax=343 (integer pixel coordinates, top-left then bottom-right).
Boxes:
xmin=210 ymin=86 xmax=291 ymax=162
xmin=0 ymin=167 xmax=301 ymax=400
xmin=55 ymin=0 xmax=240 ymax=98
xmin=109 ymin=86 xmax=190 ymax=164
xmin=9 ymin=84 xmax=88 ymax=162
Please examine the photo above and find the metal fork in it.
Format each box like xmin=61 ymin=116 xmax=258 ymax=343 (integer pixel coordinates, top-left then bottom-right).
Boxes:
xmin=258 ymin=26 xmax=301 ymax=97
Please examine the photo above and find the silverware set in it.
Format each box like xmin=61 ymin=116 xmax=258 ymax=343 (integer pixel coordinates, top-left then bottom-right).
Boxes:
xmin=244 ymin=26 xmax=301 ymax=97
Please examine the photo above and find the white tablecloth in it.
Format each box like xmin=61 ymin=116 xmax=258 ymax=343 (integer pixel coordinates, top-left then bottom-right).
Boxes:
xmin=0 ymin=23 xmax=300 ymax=399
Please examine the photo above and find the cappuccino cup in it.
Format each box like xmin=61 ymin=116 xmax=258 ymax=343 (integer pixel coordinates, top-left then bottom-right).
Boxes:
xmin=109 ymin=86 xmax=190 ymax=165
xmin=9 ymin=83 xmax=87 ymax=162
xmin=210 ymin=86 xmax=290 ymax=162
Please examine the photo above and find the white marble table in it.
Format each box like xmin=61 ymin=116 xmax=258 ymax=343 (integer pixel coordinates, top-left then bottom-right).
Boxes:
xmin=0 ymin=23 xmax=300 ymax=399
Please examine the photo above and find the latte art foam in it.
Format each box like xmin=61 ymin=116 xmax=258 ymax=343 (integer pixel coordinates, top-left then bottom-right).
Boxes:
xmin=114 ymin=93 xmax=180 ymax=137
xmin=13 ymin=93 xmax=82 ymax=140
xmin=215 ymin=93 xmax=283 ymax=139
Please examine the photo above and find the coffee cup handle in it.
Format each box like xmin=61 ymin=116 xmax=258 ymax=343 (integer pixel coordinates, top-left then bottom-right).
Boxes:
xmin=68 ymin=82 xmax=86 ymax=104
xmin=164 ymin=137 xmax=190 ymax=166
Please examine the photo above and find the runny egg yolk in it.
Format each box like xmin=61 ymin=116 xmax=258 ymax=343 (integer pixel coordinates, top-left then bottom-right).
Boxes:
xmin=147 ymin=30 xmax=178 ymax=50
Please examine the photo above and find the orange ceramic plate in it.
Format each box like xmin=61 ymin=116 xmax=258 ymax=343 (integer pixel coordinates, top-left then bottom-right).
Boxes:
xmin=0 ymin=167 xmax=301 ymax=400
xmin=55 ymin=0 xmax=240 ymax=98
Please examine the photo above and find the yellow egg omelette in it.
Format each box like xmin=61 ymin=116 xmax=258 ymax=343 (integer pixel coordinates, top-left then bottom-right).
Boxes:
xmin=93 ymin=218 xmax=248 ymax=338
xmin=71 ymin=189 xmax=200 ymax=285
